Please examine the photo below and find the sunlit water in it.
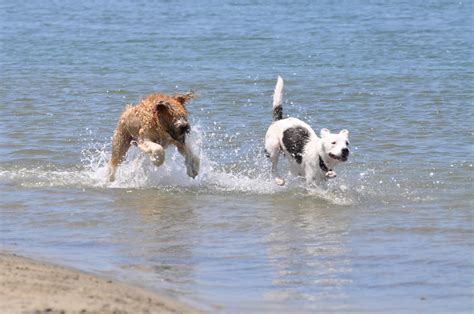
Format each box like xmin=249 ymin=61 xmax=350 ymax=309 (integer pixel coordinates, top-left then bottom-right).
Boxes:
xmin=1 ymin=1 xmax=473 ymax=312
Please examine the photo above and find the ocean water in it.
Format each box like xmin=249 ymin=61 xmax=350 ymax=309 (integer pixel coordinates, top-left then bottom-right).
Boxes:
xmin=1 ymin=0 xmax=473 ymax=312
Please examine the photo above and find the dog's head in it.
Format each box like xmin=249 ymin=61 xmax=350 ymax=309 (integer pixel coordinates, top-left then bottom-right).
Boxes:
xmin=320 ymin=128 xmax=350 ymax=162
xmin=154 ymin=92 xmax=194 ymax=144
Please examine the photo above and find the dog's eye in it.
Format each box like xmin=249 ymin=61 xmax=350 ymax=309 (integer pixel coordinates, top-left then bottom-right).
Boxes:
xmin=331 ymin=141 xmax=336 ymax=145
xmin=346 ymin=141 xmax=349 ymax=146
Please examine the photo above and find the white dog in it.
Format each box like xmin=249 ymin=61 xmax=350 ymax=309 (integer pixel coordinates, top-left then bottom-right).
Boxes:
xmin=264 ymin=76 xmax=350 ymax=186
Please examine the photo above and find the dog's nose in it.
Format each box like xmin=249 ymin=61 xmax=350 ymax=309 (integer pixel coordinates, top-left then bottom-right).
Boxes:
xmin=180 ymin=124 xmax=190 ymax=134
xmin=342 ymin=148 xmax=349 ymax=157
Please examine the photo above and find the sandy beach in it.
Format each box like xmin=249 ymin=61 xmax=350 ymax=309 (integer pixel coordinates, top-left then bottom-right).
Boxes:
xmin=0 ymin=252 xmax=200 ymax=314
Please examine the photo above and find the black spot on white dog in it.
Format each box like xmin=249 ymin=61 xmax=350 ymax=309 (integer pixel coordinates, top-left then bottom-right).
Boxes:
xmin=273 ymin=105 xmax=283 ymax=121
xmin=282 ymin=127 xmax=310 ymax=164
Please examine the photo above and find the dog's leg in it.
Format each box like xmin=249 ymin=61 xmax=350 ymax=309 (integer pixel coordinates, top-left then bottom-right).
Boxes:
xmin=304 ymin=168 xmax=317 ymax=185
xmin=135 ymin=139 xmax=165 ymax=167
xmin=107 ymin=125 xmax=132 ymax=182
xmin=302 ymin=163 xmax=336 ymax=185
xmin=177 ymin=143 xmax=200 ymax=179
xmin=265 ymin=135 xmax=285 ymax=186
xmin=265 ymin=142 xmax=285 ymax=186
xmin=270 ymin=153 xmax=285 ymax=186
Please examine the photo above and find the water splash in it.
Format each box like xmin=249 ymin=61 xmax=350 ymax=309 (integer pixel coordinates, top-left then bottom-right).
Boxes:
xmin=0 ymin=124 xmax=393 ymax=205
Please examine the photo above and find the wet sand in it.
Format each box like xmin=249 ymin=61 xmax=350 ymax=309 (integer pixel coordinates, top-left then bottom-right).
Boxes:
xmin=0 ymin=252 xmax=200 ymax=314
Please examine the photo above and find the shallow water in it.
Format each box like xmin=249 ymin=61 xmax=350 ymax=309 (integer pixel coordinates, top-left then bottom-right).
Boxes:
xmin=1 ymin=0 xmax=473 ymax=312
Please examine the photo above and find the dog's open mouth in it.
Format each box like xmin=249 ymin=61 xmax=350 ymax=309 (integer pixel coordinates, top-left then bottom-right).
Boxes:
xmin=329 ymin=153 xmax=348 ymax=162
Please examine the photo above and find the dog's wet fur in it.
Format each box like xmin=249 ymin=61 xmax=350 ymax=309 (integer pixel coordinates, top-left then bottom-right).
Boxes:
xmin=106 ymin=92 xmax=200 ymax=182
xmin=264 ymin=76 xmax=350 ymax=186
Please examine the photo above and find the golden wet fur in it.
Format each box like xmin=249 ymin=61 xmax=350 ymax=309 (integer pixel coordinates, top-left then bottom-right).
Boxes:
xmin=107 ymin=92 xmax=199 ymax=182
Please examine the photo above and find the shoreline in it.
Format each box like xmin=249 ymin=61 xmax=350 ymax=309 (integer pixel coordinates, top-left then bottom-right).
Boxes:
xmin=0 ymin=252 xmax=201 ymax=314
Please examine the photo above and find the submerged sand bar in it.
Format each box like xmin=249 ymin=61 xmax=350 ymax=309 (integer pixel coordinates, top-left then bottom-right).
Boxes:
xmin=0 ymin=252 xmax=200 ymax=314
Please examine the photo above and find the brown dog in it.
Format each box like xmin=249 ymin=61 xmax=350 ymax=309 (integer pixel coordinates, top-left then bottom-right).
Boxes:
xmin=106 ymin=92 xmax=200 ymax=182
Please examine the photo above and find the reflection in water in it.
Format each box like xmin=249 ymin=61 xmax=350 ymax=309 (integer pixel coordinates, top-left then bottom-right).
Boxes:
xmin=265 ymin=198 xmax=352 ymax=308
xmin=110 ymin=191 xmax=200 ymax=298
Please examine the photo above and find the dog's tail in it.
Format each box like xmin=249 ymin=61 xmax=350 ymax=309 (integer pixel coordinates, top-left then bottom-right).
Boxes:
xmin=272 ymin=76 xmax=284 ymax=121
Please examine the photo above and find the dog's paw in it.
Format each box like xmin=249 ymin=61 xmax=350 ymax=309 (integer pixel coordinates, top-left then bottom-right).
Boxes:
xmin=187 ymin=167 xmax=199 ymax=179
xmin=106 ymin=165 xmax=116 ymax=182
xmin=108 ymin=174 xmax=116 ymax=182
xmin=275 ymin=177 xmax=285 ymax=186
xmin=325 ymin=171 xmax=337 ymax=179
xmin=150 ymin=156 xmax=165 ymax=167
xmin=186 ymin=157 xmax=200 ymax=179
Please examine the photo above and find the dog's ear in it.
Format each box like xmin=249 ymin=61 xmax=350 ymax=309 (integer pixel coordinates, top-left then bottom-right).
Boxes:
xmin=153 ymin=101 xmax=172 ymax=114
xmin=339 ymin=129 xmax=349 ymax=138
xmin=175 ymin=91 xmax=194 ymax=105
xmin=320 ymin=128 xmax=331 ymax=138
